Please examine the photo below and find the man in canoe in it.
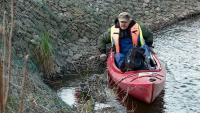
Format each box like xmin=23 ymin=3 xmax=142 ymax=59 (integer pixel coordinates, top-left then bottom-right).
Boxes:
xmin=98 ymin=12 xmax=154 ymax=71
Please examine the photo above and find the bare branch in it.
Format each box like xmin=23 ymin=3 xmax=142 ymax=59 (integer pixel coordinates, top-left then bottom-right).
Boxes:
xmin=18 ymin=55 xmax=29 ymax=113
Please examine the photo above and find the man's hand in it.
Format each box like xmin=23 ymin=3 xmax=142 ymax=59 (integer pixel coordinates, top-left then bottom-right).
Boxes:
xmin=99 ymin=54 xmax=107 ymax=62
xmin=149 ymin=46 xmax=155 ymax=54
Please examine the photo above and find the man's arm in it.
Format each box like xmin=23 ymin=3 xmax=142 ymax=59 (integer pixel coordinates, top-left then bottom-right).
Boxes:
xmin=140 ymin=25 xmax=153 ymax=47
xmin=97 ymin=28 xmax=112 ymax=54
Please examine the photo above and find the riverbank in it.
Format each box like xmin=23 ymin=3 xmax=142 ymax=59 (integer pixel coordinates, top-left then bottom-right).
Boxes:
xmin=52 ymin=0 xmax=200 ymax=76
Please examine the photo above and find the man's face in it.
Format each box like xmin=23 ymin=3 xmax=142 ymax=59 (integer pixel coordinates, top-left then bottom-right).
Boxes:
xmin=119 ymin=21 xmax=130 ymax=30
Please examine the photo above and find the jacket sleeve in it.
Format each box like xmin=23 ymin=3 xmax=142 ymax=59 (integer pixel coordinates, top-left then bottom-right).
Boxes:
xmin=140 ymin=25 xmax=153 ymax=47
xmin=97 ymin=28 xmax=111 ymax=54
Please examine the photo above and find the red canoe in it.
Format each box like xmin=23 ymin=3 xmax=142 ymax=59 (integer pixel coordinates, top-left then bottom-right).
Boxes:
xmin=107 ymin=51 xmax=166 ymax=103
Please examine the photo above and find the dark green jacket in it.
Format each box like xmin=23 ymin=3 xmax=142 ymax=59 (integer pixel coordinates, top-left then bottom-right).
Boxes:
xmin=97 ymin=20 xmax=153 ymax=54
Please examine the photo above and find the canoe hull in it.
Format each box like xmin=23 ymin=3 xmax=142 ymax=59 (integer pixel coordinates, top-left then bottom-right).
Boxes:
xmin=107 ymin=52 xmax=166 ymax=103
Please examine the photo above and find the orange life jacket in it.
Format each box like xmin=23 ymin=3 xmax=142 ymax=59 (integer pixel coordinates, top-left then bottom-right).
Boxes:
xmin=110 ymin=23 xmax=145 ymax=53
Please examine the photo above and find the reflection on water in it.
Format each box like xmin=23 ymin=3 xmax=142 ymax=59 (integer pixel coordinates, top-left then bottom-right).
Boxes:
xmin=57 ymin=87 xmax=77 ymax=106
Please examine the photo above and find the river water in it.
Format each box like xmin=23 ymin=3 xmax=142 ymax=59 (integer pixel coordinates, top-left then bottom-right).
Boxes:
xmin=154 ymin=17 xmax=200 ymax=113
xmin=57 ymin=17 xmax=200 ymax=113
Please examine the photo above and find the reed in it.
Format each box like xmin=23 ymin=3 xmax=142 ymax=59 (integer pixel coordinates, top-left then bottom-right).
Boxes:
xmin=18 ymin=55 xmax=29 ymax=113
xmin=0 ymin=0 xmax=15 ymax=112
xmin=5 ymin=0 xmax=15 ymax=109
xmin=0 ymin=10 xmax=7 ymax=113
xmin=0 ymin=56 xmax=4 ymax=113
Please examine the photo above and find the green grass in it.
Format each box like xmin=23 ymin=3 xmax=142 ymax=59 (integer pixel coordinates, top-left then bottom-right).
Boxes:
xmin=33 ymin=32 xmax=55 ymax=79
xmin=40 ymin=32 xmax=53 ymax=57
